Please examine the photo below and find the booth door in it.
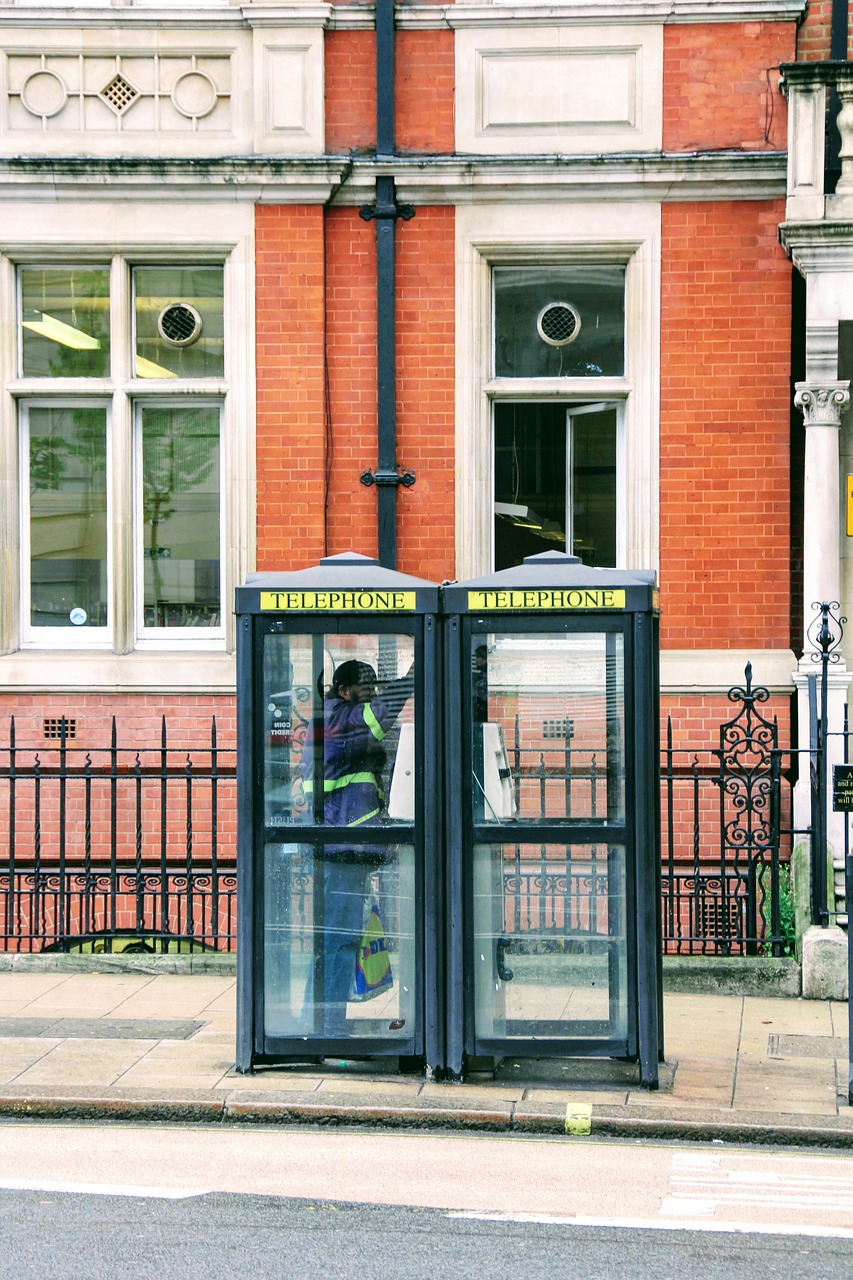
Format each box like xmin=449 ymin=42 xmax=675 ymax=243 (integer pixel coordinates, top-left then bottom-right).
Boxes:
xmin=468 ymin=625 xmax=632 ymax=1048
xmin=260 ymin=626 xmax=419 ymax=1048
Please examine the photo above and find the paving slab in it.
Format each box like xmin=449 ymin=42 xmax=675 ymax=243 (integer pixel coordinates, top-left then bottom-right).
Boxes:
xmin=0 ymin=970 xmax=851 ymax=1144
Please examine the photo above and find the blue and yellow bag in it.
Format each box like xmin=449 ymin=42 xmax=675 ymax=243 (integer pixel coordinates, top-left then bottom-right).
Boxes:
xmin=351 ymin=903 xmax=393 ymax=1001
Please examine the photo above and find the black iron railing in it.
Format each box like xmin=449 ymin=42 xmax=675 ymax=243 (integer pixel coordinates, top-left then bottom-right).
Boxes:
xmin=0 ymin=671 xmax=794 ymax=957
xmin=0 ymin=717 xmax=237 ymax=953
xmin=498 ymin=664 xmax=793 ymax=957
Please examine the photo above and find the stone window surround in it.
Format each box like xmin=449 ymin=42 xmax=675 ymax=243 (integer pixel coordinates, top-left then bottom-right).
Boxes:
xmin=0 ymin=200 xmax=255 ymax=694
xmin=454 ymin=200 xmax=660 ymax=583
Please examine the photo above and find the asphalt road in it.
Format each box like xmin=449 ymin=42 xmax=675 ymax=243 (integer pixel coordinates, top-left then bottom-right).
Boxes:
xmin=2 ymin=1189 xmax=853 ymax=1280
xmin=2 ymin=1123 xmax=853 ymax=1278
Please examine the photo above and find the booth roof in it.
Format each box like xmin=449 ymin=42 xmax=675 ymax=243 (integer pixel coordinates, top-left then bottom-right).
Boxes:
xmin=451 ymin=551 xmax=657 ymax=593
xmin=241 ymin=552 xmax=439 ymax=593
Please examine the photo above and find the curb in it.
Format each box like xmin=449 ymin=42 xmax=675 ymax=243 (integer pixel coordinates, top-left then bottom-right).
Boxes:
xmin=2 ymin=1087 xmax=853 ymax=1149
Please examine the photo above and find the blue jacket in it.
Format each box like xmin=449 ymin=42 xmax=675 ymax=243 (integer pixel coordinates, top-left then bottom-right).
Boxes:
xmin=301 ymin=674 xmax=414 ymax=856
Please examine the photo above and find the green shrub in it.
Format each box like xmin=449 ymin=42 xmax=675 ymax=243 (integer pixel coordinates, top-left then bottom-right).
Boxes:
xmin=759 ymin=862 xmax=796 ymax=958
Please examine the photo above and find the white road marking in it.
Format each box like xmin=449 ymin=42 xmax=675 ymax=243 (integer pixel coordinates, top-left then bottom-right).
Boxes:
xmin=665 ymin=1150 xmax=853 ymax=1219
xmin=446 ymin=1210 xmax=853 ymax=1240
xmin=660 ymin=1197 xmax=716 ymax=1217
xmin=0 ymin=1179 xmax=208 ymax=1200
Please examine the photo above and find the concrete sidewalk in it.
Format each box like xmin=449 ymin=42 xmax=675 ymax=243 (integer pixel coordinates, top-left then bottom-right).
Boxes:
xmin=0 ymin=965 xmax=851 ymax=1147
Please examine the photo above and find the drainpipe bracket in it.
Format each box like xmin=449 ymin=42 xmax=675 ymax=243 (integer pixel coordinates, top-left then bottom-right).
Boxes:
xmin=359 ymin=201 xmax=416 ymax=223
xmin=360 ymin=468 xmax=416 ymax=488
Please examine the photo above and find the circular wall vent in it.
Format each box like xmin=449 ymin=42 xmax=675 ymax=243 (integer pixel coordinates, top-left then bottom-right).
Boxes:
xmin=157 ymin=302 xmax=203 ymax=348
xmin=536 ymin=301 xmax=581 ymax=347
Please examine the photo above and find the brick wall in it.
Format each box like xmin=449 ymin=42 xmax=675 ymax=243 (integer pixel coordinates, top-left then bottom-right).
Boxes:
xmin=659 ymin=200 xmax=792 ymax=652
xmin=298 ymin=205 xmax=457 ymax=579
xmin=394 ymin=205 xmax=456 ymax=582
xmin=796 ymin=0 xmax=834 ymax=60
xmin=0 ymin=694 xmax=238 ymax=929
xmin=0 ymin=693 xmax=235 ymax=749
xmin=256 ymin=205 xmax=327 ymax=570
xmin=325 ymin=31 xmax=375 ymax=153
xmin=397 ymin=31 xmax=456 ymax=154
xmin=325 ymin=29 xmax=455 ymax=154
xmin=663 ymin=22 xmax=795 ymax=151
xmin=323 ymin=208 xmax=381 ymax=559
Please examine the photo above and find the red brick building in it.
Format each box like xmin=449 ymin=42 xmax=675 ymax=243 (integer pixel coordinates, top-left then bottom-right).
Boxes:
xmin=0 ymin=0 xmax=850 ymax=947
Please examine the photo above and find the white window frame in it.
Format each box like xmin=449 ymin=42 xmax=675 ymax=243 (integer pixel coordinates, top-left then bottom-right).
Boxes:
xmin=566 ymin=401 xmax=626 ymax=569
xmin=19 ymin=397 xmax=113 ymax=650
xmin=491 ymin=399 xmax=626 ymax=570
xmin=15 ymin=257 xmax=227 ymax=652
xmin=455 ymin=202 xmax=661 ymax=582
xmin=132 ymin=397 xmax=225 ymax=649
xmin=0 ymin=200 xmax=256 ymax=689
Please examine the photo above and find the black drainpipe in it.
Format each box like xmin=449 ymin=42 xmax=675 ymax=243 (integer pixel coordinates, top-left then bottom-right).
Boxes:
xmin=359 ymin=0 xmax=415 ymax=570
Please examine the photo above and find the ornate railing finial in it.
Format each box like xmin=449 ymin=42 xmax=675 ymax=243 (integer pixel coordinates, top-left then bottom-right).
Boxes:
xmin=807 ymin=600 xmax=846 ymax=665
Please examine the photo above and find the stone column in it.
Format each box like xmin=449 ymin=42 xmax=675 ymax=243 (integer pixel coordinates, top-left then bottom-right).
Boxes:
xmin=793 ymin=381 xmax=851 ymax=927
xmin=795 ymin=381 xmax=850 ymax=636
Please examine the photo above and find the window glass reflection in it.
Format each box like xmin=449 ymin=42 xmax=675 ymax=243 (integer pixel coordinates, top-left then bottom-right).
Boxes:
xmin=262 ymin=632 xmax=416 ymax=1041
xmin=21 ymin=267 xmax=110 ymax=379
xmin=471 ymin=632 xmax=625 ymax=822
xmin=28 ymin=405 xmax=108 ymax=628
xmin=473 ymin=841 xmax=627 ymax=1041
xmin=134 ymin=266 xmax=224 ymax=379
xmin=493 ymin=266 xmax=625 ymax=378
xmin=140 ymin=404 xmax=221 ymax=629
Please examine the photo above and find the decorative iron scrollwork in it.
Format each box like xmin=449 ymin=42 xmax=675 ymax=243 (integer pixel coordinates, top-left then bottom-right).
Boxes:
xmin=718 ymin=664 xmax=781 ymax=953
xmin=806 ymin=600 xmax=846 ymax=665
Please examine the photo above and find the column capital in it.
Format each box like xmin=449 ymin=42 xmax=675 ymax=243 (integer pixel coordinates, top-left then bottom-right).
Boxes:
xmin=794 ymin=380 xmax=851 ymax=426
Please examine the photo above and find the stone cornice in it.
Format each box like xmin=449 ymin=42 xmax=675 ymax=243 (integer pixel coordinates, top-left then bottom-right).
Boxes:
xmin=0 ymin=0 xmax=806 ymax=30
xmin=0 ymin=6 xmax=247 ymax=30
xmin=780 ymin=61 xmax=853 ymax=91
xmin=0 ymin=151 xmax=786 ymax=204
xmin=779 ymin=222 xmax=853 ymax=271
xmin=423 ymin=0 xmax=804 ymax=28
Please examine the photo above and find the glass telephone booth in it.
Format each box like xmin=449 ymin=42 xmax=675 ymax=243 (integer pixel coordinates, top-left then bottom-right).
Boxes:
xmin=443 ymin=552 xmax=662 ymax=1086
xmin=235 ymin=554 xmax=441 ymax=1071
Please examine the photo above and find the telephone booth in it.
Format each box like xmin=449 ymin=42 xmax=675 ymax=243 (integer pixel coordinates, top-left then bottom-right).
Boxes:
xmin=235 ymin=553 xmax=441 ymax=1071
xmin=443 ymin=552 xmax=662 ymax=1086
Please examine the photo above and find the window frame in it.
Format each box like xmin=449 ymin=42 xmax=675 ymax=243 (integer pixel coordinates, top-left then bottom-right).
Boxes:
xmin=18 ymin=263 xmax=112 ymax=382
xmin=131 ymin=263 xmax=225 ymax=383
xmin=19 ymin=396 xmax=113 ymax=650
xmin=491 ymin=398 xmax=626 ymax=572
xmin=132 ymin=395 xmax=225 ymax=649
xmin=15 ymin=256 xmax=227 ymax=651
xmin=454 ymin=202 xmax=660 ymax=582
xmin=0 ymin=214 xmax=254 ymax=676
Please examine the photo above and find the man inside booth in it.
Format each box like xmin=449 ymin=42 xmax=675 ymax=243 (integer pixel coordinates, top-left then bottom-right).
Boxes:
xmin=301 ymin=658 xmax=414 ymax=1036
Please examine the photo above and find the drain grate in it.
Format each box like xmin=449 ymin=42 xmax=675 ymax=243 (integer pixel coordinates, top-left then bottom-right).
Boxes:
xmin=767 ymin=1033 xmax=848 ymax=1059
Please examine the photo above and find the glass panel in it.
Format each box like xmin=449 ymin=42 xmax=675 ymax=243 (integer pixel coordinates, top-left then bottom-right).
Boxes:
xmin=494 ymin=402 xmax=567 ymax=570
xmin=571 ymin=407 xmax=617 ymax=568
xmin=27 ymin=406 xmax=108 ymax=628
xmin=20 ymin=267 xmax=110 ymax=378
xmin=494 ymin=266 xmax=625 ymax=378
xmin=134 ymin=266 xmax=224 ymax=379
xmin=471 ymin=632 xmax=625 ymax=823
xmin=262 ymin=632 xmax=416 ymax=1040
xmin=264 ymin=843 xmax=416 ymax=1040
xmin=140 ymin=405 xmax=221 ymax=629
xmin=262 ymin=632 xmax=416 ymax=828
xmin=473 ymin=842 xmax=627 ymax=1041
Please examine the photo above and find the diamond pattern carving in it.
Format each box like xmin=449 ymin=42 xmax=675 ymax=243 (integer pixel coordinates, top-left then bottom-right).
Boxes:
xmin=99 ymin=74 xmax=141 ymax=116
xmin=8 ymin=52 xmax=230 ymax=133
